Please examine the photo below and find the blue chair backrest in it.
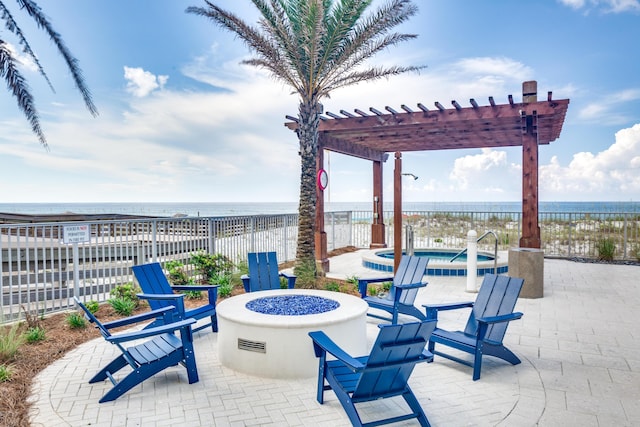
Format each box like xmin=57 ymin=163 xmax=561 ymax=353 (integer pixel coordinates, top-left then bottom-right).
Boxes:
xmin=464 ymin=274 xmax=524 ymax=343
xmin=386 ymin=256 xmax=429 ymax=305
xmin=247 ymin=252 xmax=281 ymax=291
xmin=132 ymin=263 xmax=174 ymax=310
xmin=353 ymin=320 xmax=436 ymax=399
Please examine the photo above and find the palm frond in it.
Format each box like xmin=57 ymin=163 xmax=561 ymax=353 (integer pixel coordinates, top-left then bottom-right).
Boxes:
xmin=189 ymin=0 xmax=423 ymax=102
xmin=325 ymin=0 xmax=418 ymax=73
xmin=318 ymin=32 xmax=419 ymax=90
xmin=0 ymin=40 xmax=47 ymax=148
xmin=187 ymin=1 xmax=302 ymax=92
xmin=0 ymin=1 xmax=54 ymax=91
xmin=315 ymin=0 xmax=370 ymax=78
xmin=321 ymin=64 xmax=423 ymax=96
xmin=16 ymin=0 xmax=98 ymax=116
xmin=255 ymin=0 xmax=305 ymax=92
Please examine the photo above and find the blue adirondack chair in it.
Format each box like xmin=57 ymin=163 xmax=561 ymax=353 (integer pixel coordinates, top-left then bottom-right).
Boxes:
xmin=74 ymin=297 xmax=199 ymax=403
xmin=358 ymin=255 xmax=429 ymax=324
xmin=309 ymin=320 xmax=437 ymax=427
xmin=423 ymin=273 xmax=525 ymax=380
xmin=132 ymin=262 xmax=218 ymax=333
xmin=241 ymin=251 xmax=296 ymax=292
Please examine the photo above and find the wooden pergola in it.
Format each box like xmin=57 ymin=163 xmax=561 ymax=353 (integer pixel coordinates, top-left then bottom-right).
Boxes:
xmin=285 ymin=81 xmax=569 ymax=272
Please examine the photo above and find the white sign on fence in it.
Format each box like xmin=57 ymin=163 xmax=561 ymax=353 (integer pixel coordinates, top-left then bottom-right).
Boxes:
xmin=63 ymin=224 xmax=91 ymax=244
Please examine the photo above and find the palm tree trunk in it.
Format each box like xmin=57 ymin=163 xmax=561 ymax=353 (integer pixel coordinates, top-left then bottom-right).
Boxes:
xmin=294 ymin=99 xmax=321 ymax=275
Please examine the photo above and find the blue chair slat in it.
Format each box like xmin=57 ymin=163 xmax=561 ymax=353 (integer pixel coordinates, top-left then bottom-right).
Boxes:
xmin=425 ymin=273 xmax=525 ymax=380
xmin=133 ymin=262 xmax=218 ymax=333
xmin=309 ymin=320 xmax=436 ymax=427
xmin=359 ymin=255 xmax=429 ymax=324
xmin=242 ymin=251 xmax=296 ymax=292
xmin=74 ymin=297 xmax=199 ymax=403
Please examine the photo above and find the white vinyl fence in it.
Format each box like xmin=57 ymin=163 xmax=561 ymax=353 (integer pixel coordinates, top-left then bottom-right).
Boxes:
xmin=1 ymin=210 xmax=637 ymax=323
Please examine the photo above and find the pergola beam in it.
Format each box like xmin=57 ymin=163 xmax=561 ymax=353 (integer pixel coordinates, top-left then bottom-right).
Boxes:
xmin=283 ymin=81 xmax=569 ymax=272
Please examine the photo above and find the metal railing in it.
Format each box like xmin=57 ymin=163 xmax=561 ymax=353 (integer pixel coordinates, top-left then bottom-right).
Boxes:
xmin=0 ymin=212 xmax=352 ymax=322
xmin=1 ymin=209 xmax=638 ymax=323
xmin=351 ymin=210 xmax=640 ymax=260
xmin=449 ymin=231 xmax=499 ymax=274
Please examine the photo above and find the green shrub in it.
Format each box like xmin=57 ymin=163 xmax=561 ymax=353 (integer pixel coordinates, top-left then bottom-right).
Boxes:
xmin=85 ymin=300 xmax=100 ymax=314
xmin=165 ymin=260 xmax=190 ymax=286
xmin=345 ymin=275 xmax=359 ymax=285
xmin=110 ymin=283 xmax=141 ymax=307
xmin=109 ymin=297 xmax=136 ymax=316
xmin=24 ymin=326 xmax=46 ymax=343
xmin=324 ymin=281 xmax=340 ymax=292
xmin=217 ymin=282 xmax=233 ymax=298
xmin=20 ymin=304 xmax=42 ymax=330
xmin=293 ymin=259 xmax=317 ymax=288
xmin=66 ymin=312 xmax=87 ymax=329
xmin=0 ymin=364 xmax=13 ymax=382
xmin=596 ymin=238 xmax=616 ymax=261
xmin=0 ymin=323 xmax=24 ymax=362
xmin=212 ymin=273 xmax=233 ymax=298
xmin=191 ymin=252 xmax=234 ymax=283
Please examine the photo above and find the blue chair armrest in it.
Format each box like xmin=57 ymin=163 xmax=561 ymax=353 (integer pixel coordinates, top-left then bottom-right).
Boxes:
xmin=171 ymin=284 xmax=218 ymax=291
xmin=423 ymin=301 xmax=474 ymax=320
xmin=106 ymin=318 xmax=196 ymax=344
xmin=357 ymin=276 xmax=393 ymax=298
xmin=423 ymin=301 xmax=475 ymax=311
xmin=395 ymin=281 xmax=428 ymax=290
xmin=280 ymin=271 xmax=297 ymax=289
xmin=137 ymin=293 xmax=186 ymax=301
xmin=241 ymin=274 xmax=250 ymax=293
xmin=101 ymin=305 xmax=176 ymax=329
xmin=477 ymin=312 xmax=523 ymax=325
xmin=476 ymin=312 xmax=523 ymax=343
xmin=171 ymin=284 xmax=218 ymax=304
xmin=309 ymin=331 xmax=365 ymax=372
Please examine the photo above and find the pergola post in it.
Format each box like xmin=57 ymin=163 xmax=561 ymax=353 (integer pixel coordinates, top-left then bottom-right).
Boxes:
xmin=519 ymin=81 xmax=541 ymax=249
xmin=370 ymin=160 xmax=386 ymax=248
xmin=393 ymin=152 xmax=402 ymax=272
xmin=315 ymin=149 xmax=329 ymax=274
xmin=511 ymin=80 xmax=545 ymax=299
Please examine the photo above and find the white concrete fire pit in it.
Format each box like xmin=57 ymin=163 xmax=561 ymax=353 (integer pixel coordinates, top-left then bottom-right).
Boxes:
xmin=216 ymin=289 xmax=368 ymax=379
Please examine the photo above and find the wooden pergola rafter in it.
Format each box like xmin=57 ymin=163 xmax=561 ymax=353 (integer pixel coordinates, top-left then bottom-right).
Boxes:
xmin=285 ymin=81 xmax=569 ymax=272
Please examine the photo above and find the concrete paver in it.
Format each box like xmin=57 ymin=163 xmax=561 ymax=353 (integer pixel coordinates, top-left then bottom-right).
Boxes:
xmin=28 ymin=253 xmax=640 ymax=426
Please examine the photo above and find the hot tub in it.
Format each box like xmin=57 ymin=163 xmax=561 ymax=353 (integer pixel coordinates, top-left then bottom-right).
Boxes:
xmin=216 ymin=289 xmax=368 ymax=379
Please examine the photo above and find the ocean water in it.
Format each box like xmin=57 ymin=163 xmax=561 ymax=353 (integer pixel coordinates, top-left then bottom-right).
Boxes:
xmin=0 ymin=201 xmax=638 ymax=217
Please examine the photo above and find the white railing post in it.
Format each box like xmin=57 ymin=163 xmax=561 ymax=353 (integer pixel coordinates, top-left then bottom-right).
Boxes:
xmin=466 ymin=229 xmax=478 ymax=292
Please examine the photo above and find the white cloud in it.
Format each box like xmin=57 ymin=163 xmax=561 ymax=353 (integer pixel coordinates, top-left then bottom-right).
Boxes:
xmin=124 ymin=66 xmax=169 ymax=97
xmin=449 ymin=149 xmax=510 ymax=190
xmin=540 ymin=123 xmax=640 ymax=197
xmin=577 ymin=88 xmax=640 ymax=125
xmin=4 ymin=42 xmax=38 ymax=72
xmin=320 ymin=56 xmax=535 ymax=116
xmin=559 ymin=0 xmax=640 ymax=12
xmin=559 ymin=0 xmax=586 ymax=9
xmin=453 ymin=57 xmax=533 ymax=83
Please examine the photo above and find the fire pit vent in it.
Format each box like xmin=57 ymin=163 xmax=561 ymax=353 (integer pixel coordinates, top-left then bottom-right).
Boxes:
xmin=238 ymin=338 xmax=266 ymax=353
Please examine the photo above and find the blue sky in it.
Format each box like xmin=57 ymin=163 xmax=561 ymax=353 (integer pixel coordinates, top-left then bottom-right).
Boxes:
xmin=1 ymin=0 xmax=639 ymax=204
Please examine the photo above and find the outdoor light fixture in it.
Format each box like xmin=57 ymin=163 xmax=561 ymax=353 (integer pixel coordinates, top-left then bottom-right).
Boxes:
xmin=402 ymin=173 xmax=418 ymax=180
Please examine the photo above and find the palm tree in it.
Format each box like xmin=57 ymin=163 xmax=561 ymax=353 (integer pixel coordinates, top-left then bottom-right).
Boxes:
xmin=187 ymin=0 xmax=422 ymax=277
xmin=0 ymin=0 xmax=98 ymax=149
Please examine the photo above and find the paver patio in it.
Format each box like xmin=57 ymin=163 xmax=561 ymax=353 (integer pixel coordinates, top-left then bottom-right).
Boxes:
xmin=29 ymin=254 xmax=640 ymax=426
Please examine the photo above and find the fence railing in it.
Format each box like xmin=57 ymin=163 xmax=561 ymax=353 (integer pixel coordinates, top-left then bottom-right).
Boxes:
xmin=352 ymin=210 xmax=640 ymax=259
xmin=1 ymin=210 xmax=637 ymax=323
